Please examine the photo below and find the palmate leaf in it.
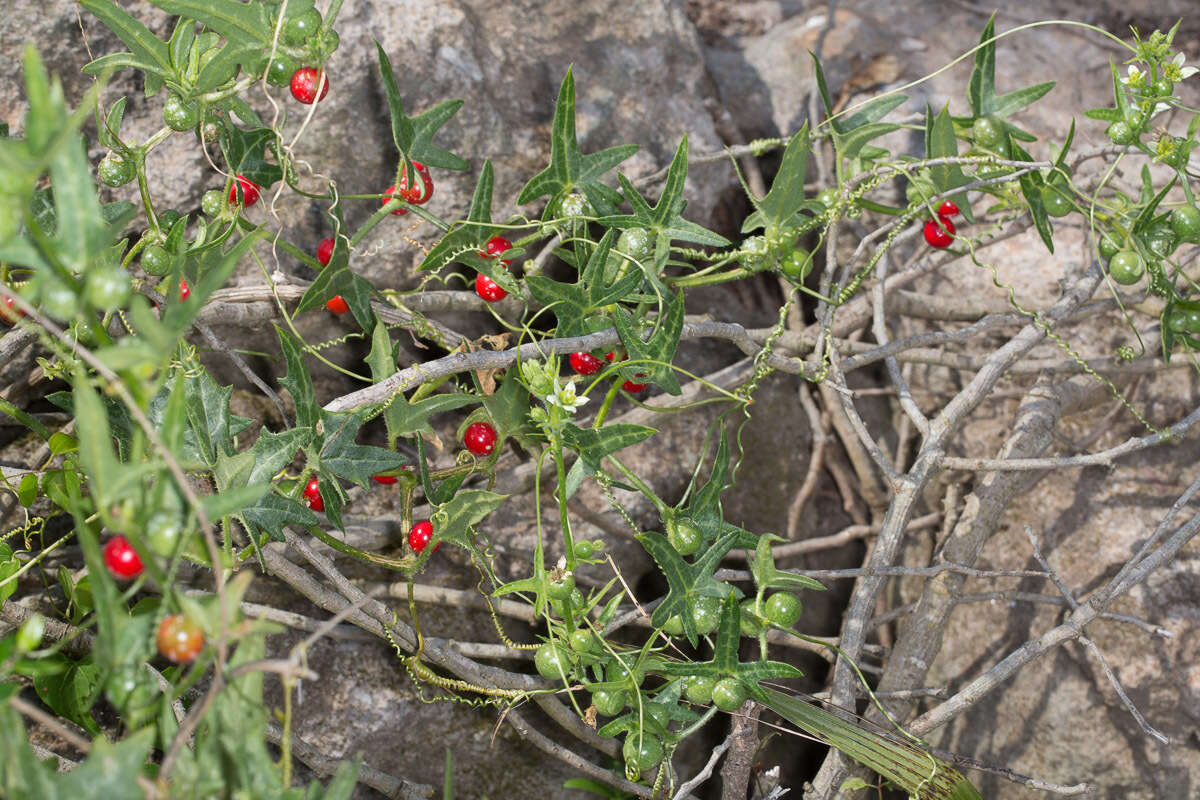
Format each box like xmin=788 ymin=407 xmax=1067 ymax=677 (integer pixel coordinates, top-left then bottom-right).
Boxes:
xmin=239 ymin=493 xmax=319 ymax=542
xmin=418 ymin=161 xmax=520 ymax=291
xmin=611 ymin=290 xmax=685 ymax=395
xmin=810 ymin=54 xmax=907 ymax=164
xmin=276 ymin=327 xmax=318 ymax=430
xmin=295 ymin=261 xmax=377 ymax=331
xmin=219 ymin=125 xmax=283 ymax=193
xmin=429 ymin=489 xmax=506 ymax=551
xmin=641 ymin=531 xmax=739 ymax=647
xmin=525 ymin=230 xmax=641 ymax=338
xmin=560 ymin=423 xmax=656 ymax=471
xmin=374 ymin=41 xmax=468 ymax=171
xmin=481 ymin=368 xmax=540 ymax=451
xmin=658 ymin=594 xmax=802 ymax=689
xmin=295 ymin=196 xmax=375 ymax=329
xmin=318 ymin=410 xmax=407 ymax=489
xmin=598 ymin=136 xmax=729 ymax=247
xmin=967 ymin=15 xmax=1053 ymax=121
xmin=517 ymin=66 xmax=638 ymax=215
xmin=759 ymin=688 xmax=983 ymax=800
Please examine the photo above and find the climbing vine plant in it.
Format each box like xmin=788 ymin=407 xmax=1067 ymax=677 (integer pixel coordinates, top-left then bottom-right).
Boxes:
xmin=0 ymin=2 xmax=1195 ymax=798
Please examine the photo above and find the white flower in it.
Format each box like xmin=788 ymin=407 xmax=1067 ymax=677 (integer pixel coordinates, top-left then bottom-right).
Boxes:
xmin=1122 ymin=65 xmax=1146 ymax=89
xmin=1170 ymin=52 xmax=1198 ymax=82
xmin=545 ymin=377 xmax=588 ymax=413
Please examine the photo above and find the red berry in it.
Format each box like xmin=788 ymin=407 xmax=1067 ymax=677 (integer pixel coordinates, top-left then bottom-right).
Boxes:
xmin=303 ymin=476 xmax=325 ymax=510
xmin=303 ymin=476 xmax=321 ymax=502
xmin=157 ymin=614 xmax=204 ymax=663
xmin=395 ymin=161 xmax=433 ymax=205
xmin=229 ymin=174 xmax=261 ymax=207
xmin=326 ymin=295 xmax=350 ymax=314
xmin=937 ymin=200 xmax=960 ymax=218
xmin=605 ymin=351 xmax=615 ymax=362
xmin=0 ymin=293 xmax=25 ymax=324
xmin=372 ymin=474 xmax=398 ymax=485
xmin=289 ymin=67 xmax=329 ymax=104
xmin=382 ymin=185 xmax=409 ymax=216
xmin=484 ymin=235 xmax=513 ymax=266
xmin=485 ymin=235 xmax=512 ymax=257
xmin=569 ymin=352 xmax=603 ymax=375
xmin=463 ymin=421 xmax=498 ymax=456
xmin=475 ymin=272 xmax=508 ymax=302
xmin=923 ymin=217 xmax=955 ymax=248
xmin=103 ymin=535 xmax=144 ymax=580
xmin=178 ymin=278 xmax=190 ymax=302
xmin=316 ymin=237 xmax=334 ymax=267
xmin=622 ymin=374 xmax=647 ymax=393
xmin=408 ymin=520 xmax=440 ymax=554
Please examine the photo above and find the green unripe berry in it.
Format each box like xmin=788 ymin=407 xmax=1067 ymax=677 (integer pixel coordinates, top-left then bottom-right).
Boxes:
xmin=764 ymin=592 xmax=803 ymax=627
xmin=568 ymin=628 xmax=596 ymax=653
xmin=780 ymin=247 xmax=812 ymax=281
xmin=163 ymin=94 xmax=200 ymax=131
xmin=1107 ymin=250 xmax=1144 ymax=285
xmin=591 ymin=689 xmax=626 ymax=716
xmin=159 ymin=209 xmax=183 ymax=230
xmin=266 ymin=55 xmax=299 ymax=86
xmin=711 ymin=678 xmax=749 ymax=712
xmin=684 ymin=675 xmax=717 ymax=705
xmin=1098 ymin=232 xmax=1122 ymax=260
xmin=606 ymin=660 xmax=643 ymax=689
xmin=691 ymin=594 xmax=721 ymax=635
xmin=666 ymin=515 xmax=702 ymax=556
xmin=662 ymin=615 xmax=684 ymax=637
xmin=534 ymin=642 xmax=573 ymax=680
xmin=85 ymin=265 xmax=130 ymax=311
xmin=622 ymin=733 xmax=663 ymax=775
xmin=316 ymin=28 xmax=340 ymax=55
xmin=70 ymin=317 xmax=100 ymax=347
xmin=1107 ymin=121 xmax=1134 ymax=146
xmin=972 ymin=115 xmax=1005 ymax=148
xmin=39 ymin=279 xmax=78 ymax=322
xmin=1169 ymin=205 xmax=1200 ymax=243
xmin=146 ymin=511 xmax=183 ymax=556
xmin=141 ymin=245 xmax=172 ymax=276
xmin=1040 ymin=185 xmax=1072 ymax=218
xmin=556 ymin=192 xmax=591 ymax=218
xmin=573 ymin=539 xmax=599 ymax=559
xmin=617 ymin=227 xmax=654 ymax=261
xmin=546 ymin=573 xmax=576 ymax=601
xmin=283 ymin=9 xmax=322 ymax=45
xmin=740 ymin=599 xmax=765 ymax=637
xmin=98 ymin=152 xmax=136 ymax=187
xmin=201 ymin=189 xmax=225 ymax=218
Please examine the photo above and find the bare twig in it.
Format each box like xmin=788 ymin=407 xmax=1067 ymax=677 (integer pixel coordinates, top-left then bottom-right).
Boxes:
xmin=672 ymin=732 xmax=732 ymax=800
xmin=720 ymin=701 xmax=761 ymax=800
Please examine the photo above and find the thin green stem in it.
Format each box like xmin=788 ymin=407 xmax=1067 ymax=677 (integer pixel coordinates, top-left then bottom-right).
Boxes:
xmin=606 ymin=454 xmax=667 ymax=516
xmin=668 ymin=267 xmax=753 ymax=289
xmin=554 ymin=436 xmax=577 ymax=571
xmin=591 ymin=381 xmax=622 ymax=428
